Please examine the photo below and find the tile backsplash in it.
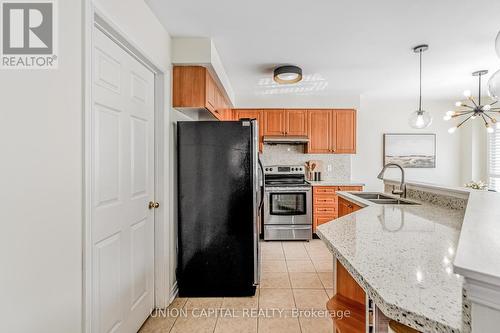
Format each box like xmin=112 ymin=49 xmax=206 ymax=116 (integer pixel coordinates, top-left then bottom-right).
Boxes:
xmin=260 ymin=144 xmax=351 ymax=181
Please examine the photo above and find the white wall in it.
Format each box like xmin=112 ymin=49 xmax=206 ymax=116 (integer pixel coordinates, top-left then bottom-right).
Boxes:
xmin=352 ymin=96 xmax=462 ymax=191
xmin=237 ymin=93 xmax=360 ymax=109
xmin=459 ymin=114 xmax=488 ymax=185
xmin=0 ymin=0 xmax=175 ymax=332
xmin=0 ymin=1 xmax=83 ymax=332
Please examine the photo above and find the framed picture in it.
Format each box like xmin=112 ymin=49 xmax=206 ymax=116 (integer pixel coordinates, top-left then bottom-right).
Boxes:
xmin=383 ymin=133 xmax=436 ymax=168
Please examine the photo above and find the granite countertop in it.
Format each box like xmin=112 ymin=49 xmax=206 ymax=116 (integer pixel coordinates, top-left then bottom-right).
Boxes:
xmin=316 ymin=191 xmax=470 ymax=333
xmin=307 ymin=180 xmax=365 ymax=187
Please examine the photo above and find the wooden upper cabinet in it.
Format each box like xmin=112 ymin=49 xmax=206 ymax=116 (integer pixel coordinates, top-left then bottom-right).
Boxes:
xmin=264 ymin=109 xmax=286 ymax=135
xmin=335 ymin=109 xmax=356 ymax=154
xmin=308 ymin=109 xmax=356 ymax=154
xmin=308 ymin=110 xmax=332 ymax=153
xmin=173 ymin=66 xmax=206 ymax=108
xmin=228 ymin=108 xmax=356 ymax=153
xmin=205 ymin=73 xmax=217 ymax=112
xmin=233 ymin=109 xmax=264 ymax=152
xmin=286 ymin=109 xmax=308 ymax=136
xmin=173 ymin=65 xmax=231 ymax=121
xmin=263 ymin=109 xmax=307 ymax=136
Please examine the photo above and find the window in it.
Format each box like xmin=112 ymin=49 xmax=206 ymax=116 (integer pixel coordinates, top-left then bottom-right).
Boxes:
xmin=488 ymin=129 xmax=500 ymax=191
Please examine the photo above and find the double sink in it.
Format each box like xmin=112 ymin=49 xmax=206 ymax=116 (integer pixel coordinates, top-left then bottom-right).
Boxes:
xmin=350 ymin=192 xmax=420 ymax=205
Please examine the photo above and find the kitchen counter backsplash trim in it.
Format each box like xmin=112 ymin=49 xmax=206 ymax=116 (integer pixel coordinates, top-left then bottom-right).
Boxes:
xmin=384 ymin=184 xmax=468 ymax=211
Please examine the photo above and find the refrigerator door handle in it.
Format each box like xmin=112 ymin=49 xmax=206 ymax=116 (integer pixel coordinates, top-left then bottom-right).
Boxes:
xmin=258 ymin=158 xmax=264 ymax=212
xmin=251 ymin=120 xmax=260 ymax=286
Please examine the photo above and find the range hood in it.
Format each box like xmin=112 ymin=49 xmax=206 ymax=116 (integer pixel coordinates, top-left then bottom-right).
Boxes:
xmin=263 ymin=135 xmax=309 ymax=144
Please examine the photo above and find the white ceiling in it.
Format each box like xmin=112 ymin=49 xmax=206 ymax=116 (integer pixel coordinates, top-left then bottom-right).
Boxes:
xmin=146 ymin=0 xmax=500 ymax=103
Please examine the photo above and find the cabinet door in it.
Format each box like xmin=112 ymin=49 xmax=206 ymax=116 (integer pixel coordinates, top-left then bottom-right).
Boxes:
xmin=264 ymin=109 xmax=286 ymax=135
xmin=337 ymin=197 xmax=352 ymax=217
xmin=335 ymin=109 xmax=356 ymax=154
xmin=205 ymin=73 xmax=217 ymax=112
xmin=221 ymin=97 xmax=232 ymax=121
xmin=337 ymin=197 xmax=362 ymax=217
xmin=234 ymin=109 xmax=264 ymax=152
xmin=212 ymin=89 xmax=223 ymax=120
xmin=308 ymin=110 xmax=332 ymax=153
xmin=338 ymin=186 xmax=363 ymax=192
xmin=286 ymin=109 xmax=308 ymax=136
xmin=172 ymin=66 xmax=207 ymax=108
xmin=313 ymin=216 xmax=337 ymax=233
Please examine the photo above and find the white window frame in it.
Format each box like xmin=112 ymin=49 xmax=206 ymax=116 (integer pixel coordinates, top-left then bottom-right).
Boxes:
xmin=487 ymin=129 xmax=500 ymax=191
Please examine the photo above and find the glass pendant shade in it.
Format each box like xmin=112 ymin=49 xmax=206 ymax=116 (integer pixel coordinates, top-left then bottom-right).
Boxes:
xmin=488 ymin=69 xmax=500 ymax=100
xmin=409 ymin=110 xmax=432 ymax=129
xmin=496 ymin=31 xmax=500 ymax=58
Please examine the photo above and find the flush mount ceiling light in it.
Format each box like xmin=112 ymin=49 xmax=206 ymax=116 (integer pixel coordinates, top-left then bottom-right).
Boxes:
xmin=444 ymin=70 xmax=500 ymax=134
xmin=409 ymin=45 xmax=433 ymax=129
xmin=273 ymin=65 xmax=303 ymax=84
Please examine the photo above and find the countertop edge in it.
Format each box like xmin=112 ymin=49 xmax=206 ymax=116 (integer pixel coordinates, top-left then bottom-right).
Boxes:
xmin=316 ymin=222 xmax=463 ymax=333
xmin=453 ymin=190 xmax=500 ymax=307
xmin=383 ymin=179 xmax=500 ymax=294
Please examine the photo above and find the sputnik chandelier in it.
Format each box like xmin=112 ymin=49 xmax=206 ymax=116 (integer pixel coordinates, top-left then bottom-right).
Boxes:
xmin=444 ymin=70 xmax=500 ymax=133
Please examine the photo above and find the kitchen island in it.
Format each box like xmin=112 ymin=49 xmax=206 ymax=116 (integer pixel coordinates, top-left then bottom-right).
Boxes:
xmin=316 ymin=181 xmax=477 ymax=332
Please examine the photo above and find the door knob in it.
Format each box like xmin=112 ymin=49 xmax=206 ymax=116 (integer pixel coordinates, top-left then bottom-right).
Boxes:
xmin=148 ymin=201 xmax=160 ymax=209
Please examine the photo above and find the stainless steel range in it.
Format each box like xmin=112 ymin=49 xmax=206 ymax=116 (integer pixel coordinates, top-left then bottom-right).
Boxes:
xmin=263 ymin=165 xmax=312 ymax=241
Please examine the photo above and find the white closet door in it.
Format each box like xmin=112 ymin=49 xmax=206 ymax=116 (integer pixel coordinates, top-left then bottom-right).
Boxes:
xmin=91 ymin=26 xmax=155 ymax=333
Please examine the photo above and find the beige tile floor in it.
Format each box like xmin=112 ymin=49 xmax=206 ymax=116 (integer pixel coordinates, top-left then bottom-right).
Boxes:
xmin=139 ymin=239 xmax=335 ymax=333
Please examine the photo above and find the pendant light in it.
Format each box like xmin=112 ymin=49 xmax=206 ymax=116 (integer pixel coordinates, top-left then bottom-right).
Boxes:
xmin=409 ymin=45 xmax=432 ymax=129
xmin=444 ymin=70 xmax=500 ymax=133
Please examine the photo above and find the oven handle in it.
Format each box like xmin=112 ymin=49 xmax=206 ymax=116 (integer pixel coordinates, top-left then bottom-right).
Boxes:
xmin=265 ymin=189 xmax=311 ymax=193
xmin=265 ymin=225 xmax=312 ymax=230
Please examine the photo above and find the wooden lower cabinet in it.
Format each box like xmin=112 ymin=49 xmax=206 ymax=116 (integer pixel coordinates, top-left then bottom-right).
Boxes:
xmin=312 ymin=186 xmax=363 ymax=233
xmin=337 ymin=196 xmax=362 ymax=218
xmin=327 ymin=259 xmax=366 ymax=333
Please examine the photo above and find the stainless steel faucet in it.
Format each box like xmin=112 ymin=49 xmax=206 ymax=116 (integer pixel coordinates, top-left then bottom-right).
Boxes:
xmin=377 ymin=163 xmax=406 ymax=198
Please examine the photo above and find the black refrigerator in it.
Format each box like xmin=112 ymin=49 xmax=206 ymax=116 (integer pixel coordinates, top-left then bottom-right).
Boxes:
xmin=177 ymin=120 xmax=262 ymax=297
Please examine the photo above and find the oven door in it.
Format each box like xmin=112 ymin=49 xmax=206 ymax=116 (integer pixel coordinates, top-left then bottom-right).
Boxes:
xmin=264 ymin=188 xmax=311 ymax=225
